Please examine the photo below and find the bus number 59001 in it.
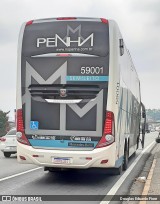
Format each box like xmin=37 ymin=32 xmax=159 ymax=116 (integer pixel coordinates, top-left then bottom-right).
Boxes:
xmin=81 ymin=67 xmax=103 ymax=75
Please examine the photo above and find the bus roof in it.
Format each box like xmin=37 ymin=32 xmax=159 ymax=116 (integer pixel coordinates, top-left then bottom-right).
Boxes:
xmin=26 ymin=17 xmax=108 ymax=25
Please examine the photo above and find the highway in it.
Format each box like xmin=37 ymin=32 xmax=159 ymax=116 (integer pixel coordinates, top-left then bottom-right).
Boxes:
xmin=0 ymin=132 xmax=158 ymax=204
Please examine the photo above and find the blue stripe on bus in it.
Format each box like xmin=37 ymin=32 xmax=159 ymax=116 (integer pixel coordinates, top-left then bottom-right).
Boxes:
xmin=28 ymin=139 xmax=98 ymax=148
xmin=66 ymin=76 xmax=109 ymax=82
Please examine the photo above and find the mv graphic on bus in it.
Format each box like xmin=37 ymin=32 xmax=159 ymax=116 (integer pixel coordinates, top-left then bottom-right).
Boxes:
xmin=16 ymin=17 xmax=145 ymax=174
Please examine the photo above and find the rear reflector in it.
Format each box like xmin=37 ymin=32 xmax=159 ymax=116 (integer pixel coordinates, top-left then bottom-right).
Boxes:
xmin=101 ymin=159 xmax=108 ymax=164
xmin=101 ymin=18 xmax=108 ymax=24
xmin=57 ymin=17 xmax=77 ymax=20
xmin=32 ymin=155 xmax=44 ymax=158
xmin=0 ymin=137 xmax=6 ymax=142
xmin=26 ymin=20 xmax=33 ymax=26
xmin=20 ymin=156 xmax=26 ymax=160
xmin=32 ymin=155 xmax=39 ymax=157
xmin=85 ymin=157 xmax=92 ymax=160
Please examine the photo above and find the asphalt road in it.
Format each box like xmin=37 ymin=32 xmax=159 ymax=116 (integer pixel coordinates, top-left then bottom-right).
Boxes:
xmin=0 ymin=132 xmax=158 ymax=204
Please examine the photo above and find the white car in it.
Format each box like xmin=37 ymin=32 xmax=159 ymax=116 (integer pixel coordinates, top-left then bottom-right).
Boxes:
xmin=0 ymin=128 xmax=17 ymax=157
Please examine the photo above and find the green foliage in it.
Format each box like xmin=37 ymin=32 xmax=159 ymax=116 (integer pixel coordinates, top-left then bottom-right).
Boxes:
xmin=146 ymin=109 xmax=160 ymax=122
xmin=0 ymin=110 xmax=10 ymax=136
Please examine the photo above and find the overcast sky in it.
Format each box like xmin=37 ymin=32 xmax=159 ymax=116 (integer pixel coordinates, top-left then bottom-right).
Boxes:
xmin=0 ymin=0 xmax=160 ymax=120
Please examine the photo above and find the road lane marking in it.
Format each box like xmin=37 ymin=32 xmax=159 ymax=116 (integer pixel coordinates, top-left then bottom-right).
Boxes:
xmin=0 ymin=167 xmax=42 ymax=182
xmin=100 ymin=141 xmax=156 ymax=204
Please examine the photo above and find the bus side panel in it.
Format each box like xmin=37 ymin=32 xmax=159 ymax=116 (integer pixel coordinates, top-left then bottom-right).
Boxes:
xmin=108 ymin=20 xmax=141 ymax=161
xmin=117 ymin=34 xmax=141 ymax=158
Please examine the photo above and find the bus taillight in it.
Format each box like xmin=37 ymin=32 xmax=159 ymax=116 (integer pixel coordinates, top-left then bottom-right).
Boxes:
xmin=104 ymin=111 xmax=115 ymax=135
xmin=96 ymin=111 xmax=115 ymax=148
xmin=56 ymin=53 xmax=72 ymax=57
xmin=16 ymin=109 xmax=30 ymax=146
xmin=17 ymin=109 xmax=24 ymax=132
xmin=57 ymin=17 xmax=77 ymax=20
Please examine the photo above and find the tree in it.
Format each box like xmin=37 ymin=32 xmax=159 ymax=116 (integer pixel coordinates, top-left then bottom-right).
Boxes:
xmin=0 ymin=110 xmax=10 ymax=136
xmin=146 ymin=109 xmax=160 ymax=122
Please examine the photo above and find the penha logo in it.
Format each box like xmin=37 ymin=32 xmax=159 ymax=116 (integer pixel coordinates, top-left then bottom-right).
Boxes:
xmin=36 ymin=25 xmax=94 ymax=48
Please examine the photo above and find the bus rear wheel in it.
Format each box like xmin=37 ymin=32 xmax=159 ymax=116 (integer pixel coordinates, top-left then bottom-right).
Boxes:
xmin=115 ymin=165 xmax=123 ymax=175
xmin=44 ymin=167 xmax=65 ymax=173
xmin=123 ymin=143 xmax=129 ymax=171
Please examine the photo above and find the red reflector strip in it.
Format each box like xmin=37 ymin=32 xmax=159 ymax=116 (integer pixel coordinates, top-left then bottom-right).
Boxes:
xmin=26 ymin=20 xmax=33 ymax=26
xmin=20 ymin=156 xmax=26 ymax=160
xmin=1 ymin=137 xmax=6 ymax=142
xmin=85 ymin=157 xmax=92 ymax=160
xmin=32 ymin=155 xmax=39 ymax=157
xmin=57 ymin=17 xmax=77 ymax=20
xmin=101 ymin=18 xmax=108 ymax=24
xmin=101 ymin=159 xmax=108 ymax=164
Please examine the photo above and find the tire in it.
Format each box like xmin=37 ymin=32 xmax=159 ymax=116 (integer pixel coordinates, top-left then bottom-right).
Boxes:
xmin=44 ymin=167 xmax=49 ymax=171
xmin=132 ymin=152 xmax=136 ymax=157
xmin=123 ymin=143 xmax=129 ymax=171
xmin=141 ymin=134 xmax=145 ymax=148
xmin=156 ymin=137 xmax=160 ymax=143
xmin=137 ymin=136 xmax=140 ymax=149
xmin=115 ymin=165 xmax=123 ymax=175
xmin=48 ymin=169 xmax=60 ymax=173
xmin=4 ymin=152 xmax=11 ymax=158
xmin=110 ymin=165 xmax=123 ymax=175
xmin=44 ymin=167 xmax=64 ymax=173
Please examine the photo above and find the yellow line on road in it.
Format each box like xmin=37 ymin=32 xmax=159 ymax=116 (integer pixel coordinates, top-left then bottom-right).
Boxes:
xmin=139 ymin=159 xmax=156 ymax=204
xmin=100 ymin=141 xmax=156 ymax=204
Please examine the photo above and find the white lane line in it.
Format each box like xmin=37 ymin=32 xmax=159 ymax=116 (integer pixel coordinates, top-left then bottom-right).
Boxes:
xmin=0 ymin=167 xmax=42 ymax=182
xmin=100 ymin=141 xmax=156 ymax=204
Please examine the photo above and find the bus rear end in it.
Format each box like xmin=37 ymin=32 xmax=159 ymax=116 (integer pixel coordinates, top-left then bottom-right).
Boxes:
xmin=16 ymin=17 xmax=117 ymax=169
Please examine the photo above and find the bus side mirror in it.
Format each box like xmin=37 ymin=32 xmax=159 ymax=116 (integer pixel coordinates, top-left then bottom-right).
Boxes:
xmin=119 ymin=39 xmax=124 ymax=56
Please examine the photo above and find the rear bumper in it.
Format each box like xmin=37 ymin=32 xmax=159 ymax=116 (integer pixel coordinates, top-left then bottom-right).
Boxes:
xmin=17 ymin=142 xmax=119 ymax=169
xmin=0 ymin=144 xmax=17 ymax=153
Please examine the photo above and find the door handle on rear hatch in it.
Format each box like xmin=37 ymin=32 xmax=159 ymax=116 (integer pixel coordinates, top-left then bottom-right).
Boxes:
xmin=45 ymin=98 xmax=96 ymax=104
xmin=45 ymin=99 xmax=83 ymax=104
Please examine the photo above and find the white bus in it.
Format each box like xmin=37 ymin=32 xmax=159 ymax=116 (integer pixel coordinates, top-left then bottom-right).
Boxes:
xmin=16 ymin=17 xmax=144 ymax=174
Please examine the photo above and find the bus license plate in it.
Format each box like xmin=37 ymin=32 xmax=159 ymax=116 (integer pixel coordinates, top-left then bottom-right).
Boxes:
xmin=52 ymin=157 xmax=72 ymax=164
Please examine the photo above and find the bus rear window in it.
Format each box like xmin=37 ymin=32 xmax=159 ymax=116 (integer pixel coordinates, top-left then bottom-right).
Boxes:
xmin=22 ymin=21 xmax=109 ymax=57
